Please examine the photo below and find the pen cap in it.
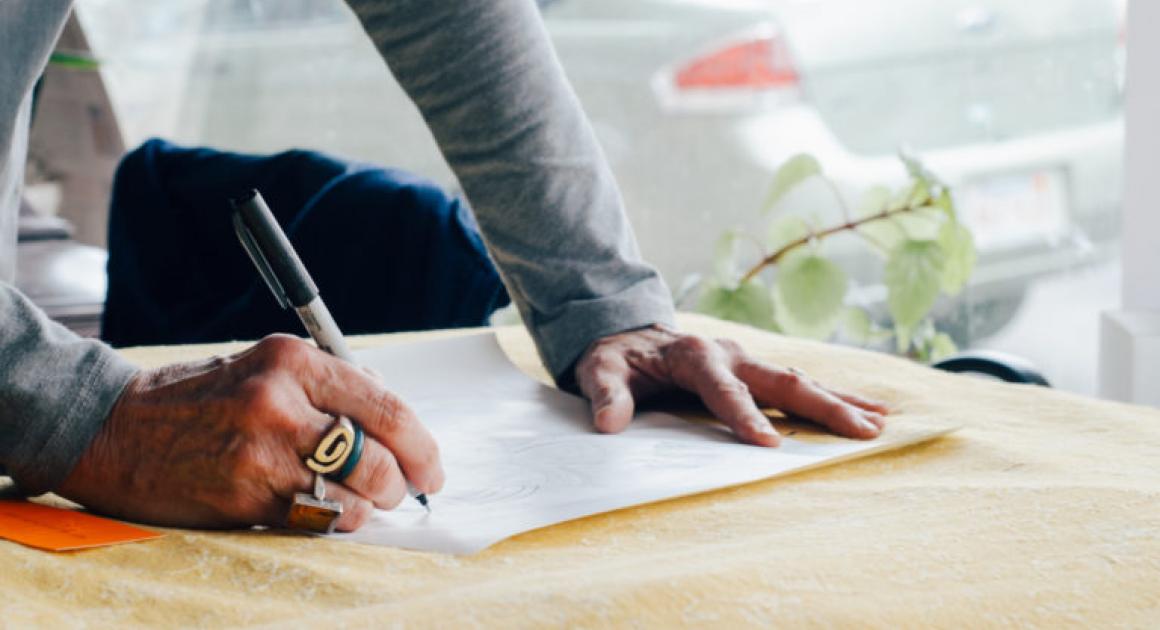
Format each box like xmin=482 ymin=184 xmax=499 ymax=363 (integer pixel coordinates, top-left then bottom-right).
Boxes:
xmin=231 ymin=190 xmax=319 ymax=308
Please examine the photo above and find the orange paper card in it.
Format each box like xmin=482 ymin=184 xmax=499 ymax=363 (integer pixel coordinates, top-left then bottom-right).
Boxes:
xmin=0 ymin=500 xmax=163 ymax=552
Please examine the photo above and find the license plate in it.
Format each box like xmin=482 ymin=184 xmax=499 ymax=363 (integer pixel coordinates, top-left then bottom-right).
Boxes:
xmin=957 ymin=169 xmax=1069 ymax=250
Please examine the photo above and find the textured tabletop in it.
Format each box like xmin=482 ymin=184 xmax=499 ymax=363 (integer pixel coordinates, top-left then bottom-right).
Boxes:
xmin=3 ymin=314 xmax=1158 ymax=627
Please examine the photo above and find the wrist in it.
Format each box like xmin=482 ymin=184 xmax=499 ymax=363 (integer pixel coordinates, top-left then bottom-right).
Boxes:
xmin=57 ymin=369 xmax=146 ymax=503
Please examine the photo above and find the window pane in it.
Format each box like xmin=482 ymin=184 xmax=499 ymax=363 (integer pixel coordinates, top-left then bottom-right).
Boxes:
xmin=77 ymin=0 xmax=1126 ymax=396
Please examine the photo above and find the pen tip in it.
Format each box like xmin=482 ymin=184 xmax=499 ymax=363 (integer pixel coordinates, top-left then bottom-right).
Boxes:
xmin=416 ymin=493 xmax=430 ymax=512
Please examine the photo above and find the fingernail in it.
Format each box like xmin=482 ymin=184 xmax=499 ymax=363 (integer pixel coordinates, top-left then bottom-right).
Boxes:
xmin=757 ymin=423 xmax=781 ymax=446
xmin=858 ymin=416 xmax=879 ymax=434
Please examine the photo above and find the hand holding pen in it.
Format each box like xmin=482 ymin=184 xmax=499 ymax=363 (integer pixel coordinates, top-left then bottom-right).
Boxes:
xmin=233 ymin=190 xmax=434 ymax=533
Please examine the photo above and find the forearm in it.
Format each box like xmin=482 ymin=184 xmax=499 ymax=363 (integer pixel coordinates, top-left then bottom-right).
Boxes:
xmin=345 ymin=0 xmax=676 ymax=380
xmin=0 ymin=283 xmax=137 ymax=494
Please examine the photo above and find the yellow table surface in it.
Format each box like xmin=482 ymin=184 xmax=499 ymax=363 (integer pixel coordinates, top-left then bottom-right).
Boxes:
xmin=3 ymin=314 xmax=1158 ymax=628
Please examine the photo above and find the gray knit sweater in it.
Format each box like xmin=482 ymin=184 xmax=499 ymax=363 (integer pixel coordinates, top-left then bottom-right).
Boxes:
xmin=0 ymin=0 xmax=674 ymax=494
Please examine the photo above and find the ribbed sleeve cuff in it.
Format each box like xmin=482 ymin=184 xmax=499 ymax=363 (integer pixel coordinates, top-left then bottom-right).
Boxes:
xmin=11 ymin=345 xmax=138 ymax=496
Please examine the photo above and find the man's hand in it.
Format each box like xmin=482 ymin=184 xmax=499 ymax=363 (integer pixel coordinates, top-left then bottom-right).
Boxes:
xmin=57 ymin=335 xmax=444 ymax=532
xmin=574 ymin=326 xmax=889 ymax=446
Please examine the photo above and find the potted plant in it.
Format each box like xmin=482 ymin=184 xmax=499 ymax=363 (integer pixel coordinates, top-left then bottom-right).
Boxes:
xmin=694 ymin=152 xmax=977 ymax=363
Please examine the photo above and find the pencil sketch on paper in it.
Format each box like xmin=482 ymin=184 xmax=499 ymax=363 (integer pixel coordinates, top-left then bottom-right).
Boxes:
xmin=332 ymin=333 xmax=954 ymax=555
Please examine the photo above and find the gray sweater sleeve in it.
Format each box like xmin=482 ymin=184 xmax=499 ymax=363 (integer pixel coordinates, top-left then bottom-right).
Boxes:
xmin=0 ymin=283 xmax=138 ymax=494
xmin=0 ymin=0 xmax=667 ymax=493
xmin=0 ymin=0 xmax=138 ymax=494
xmin=345 ymin=0 xmax=676 ymax=381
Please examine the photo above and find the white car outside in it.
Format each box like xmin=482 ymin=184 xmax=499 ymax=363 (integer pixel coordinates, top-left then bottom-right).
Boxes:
xmin=76 ymin=0 xmax=1125 ymax=342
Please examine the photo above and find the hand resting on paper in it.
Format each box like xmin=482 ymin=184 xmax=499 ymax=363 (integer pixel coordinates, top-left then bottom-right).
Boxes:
xmin=574 ymin=326 xmax=889 ymax=446
xmin=57 ymin=335 xmax=444 ymax=532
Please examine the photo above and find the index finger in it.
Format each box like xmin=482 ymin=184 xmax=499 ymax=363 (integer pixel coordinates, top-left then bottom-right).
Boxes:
xmin=737 ymin=360 xmax=883 ymax=439
xmin=666 ymin=346 xmax=781 ymax=446
xmin=302 ymin=353 xmax=444 ymax=495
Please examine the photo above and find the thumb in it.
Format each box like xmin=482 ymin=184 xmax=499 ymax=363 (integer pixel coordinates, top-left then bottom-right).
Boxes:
xmin=579 ymin=364 xmax=636 ymax=434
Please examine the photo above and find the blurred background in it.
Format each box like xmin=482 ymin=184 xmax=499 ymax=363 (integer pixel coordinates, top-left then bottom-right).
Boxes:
xmin=24 ymin=0 xmax=1127 ymax=397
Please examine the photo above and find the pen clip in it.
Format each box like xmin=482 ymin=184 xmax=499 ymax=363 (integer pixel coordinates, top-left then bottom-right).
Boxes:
xmin=233 ymin=212 xmax=291 ymax=311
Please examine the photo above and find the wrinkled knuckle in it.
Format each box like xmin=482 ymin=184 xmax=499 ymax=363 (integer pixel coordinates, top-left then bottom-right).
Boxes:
xmin=593 ymin=383 xmax=617 ymax=403
xmin=668 ymin=334 xmax=712 ymax=358
xmin=715 ymin=337 xmax=743 ymax=355
xmin=829 ymin=400 xmax=854 ymax=419
xmin=734 ymin=356 xmax=764 ymax=376
xmin=255 ymin=333 xmax=294 ymax=355
xmin=260 ymin=334 xmax=317 ymax=369
xmin=779 ymin=370 xmax=804 ymax=389
xmin=370 ymin=391 xmax=404 ymax=432
xmin=590 ymin=351 xmax=621 ymax=372
xmin=714 ymin=378 xmax=751 ymax=400
xmin=276 ymin=337 xmax=314 ymax=366
xmin=238 ymin=377 xmax=281 ymax=416
xmin=579 ymin=347 xmax=617 ymax=373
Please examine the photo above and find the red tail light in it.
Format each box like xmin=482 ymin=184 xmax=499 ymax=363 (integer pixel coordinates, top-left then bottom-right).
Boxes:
xmin=675 ymin=33 xmax=798 ymax=91
xmin=654 ymin=26 xmax=801 ymax=112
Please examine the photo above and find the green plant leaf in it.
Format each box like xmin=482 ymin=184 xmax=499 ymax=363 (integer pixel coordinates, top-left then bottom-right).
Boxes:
xmin=929 ymin=332 xmax=958 ymax=363
xmin=773 ymin=288 xmax=839 ymax=340
xmin=762 ymin=154 xmax=821 ymax=213
xmin=697 ymin=279 xmax=774 ymax=328
xmin=894 ymin=322 xmax=913 ymax=354
xmin=937 ymin=220 xmax=977 ymax=295
xmin=712 ymin=230 xmax=740 ymax=287
xmin=49 ymin=51 xmax=100 ymax=70
xmin=856 ymin=186 xmax=905 ymax=251
xmin=894 ymin=205 xmax=944 ymax=241
xmin=885 ymin=240 xmax=945 ymax=330
xmin=775 ymin=254 xmax=848 ymax=325
xmin=840 ymin=306 xmax=872 ymax=343
xmin=933 ymin=188 xmax=957 ymax=220
xmin=857 ymin=185 xmax=892 ymax=216
xmin=907 ymin=179 xmax=931 ymax=207
xmin=899 ymin=151 xmax=944 ymax=188
xmin=766 ymin=215 xmax=811 ymax=255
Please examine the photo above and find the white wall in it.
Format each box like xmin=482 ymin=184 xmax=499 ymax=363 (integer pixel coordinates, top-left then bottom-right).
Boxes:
xmin=1099 ymin=0 xmax=1160 ymax=406
xmin=1122 ymin=0 xmax=1160 ymax=311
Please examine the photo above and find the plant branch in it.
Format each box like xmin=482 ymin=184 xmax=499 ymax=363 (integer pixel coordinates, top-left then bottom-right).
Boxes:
xmin=740 ymin=204 xmax=922 ymax=284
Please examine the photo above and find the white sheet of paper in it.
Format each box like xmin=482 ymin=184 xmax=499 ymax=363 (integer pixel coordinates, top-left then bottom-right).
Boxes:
xmin=336 ymin=333 xmax=951 ymax=554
